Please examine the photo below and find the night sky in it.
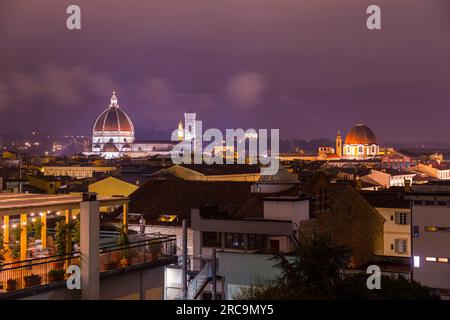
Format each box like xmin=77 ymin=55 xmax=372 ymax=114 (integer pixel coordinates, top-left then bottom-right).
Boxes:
xmin=1 ymin=0 xmax=450 ymax=143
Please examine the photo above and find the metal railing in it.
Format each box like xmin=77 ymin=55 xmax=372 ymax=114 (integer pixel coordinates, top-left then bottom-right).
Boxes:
xmin=99 ymin=235 xmax=177 ymax=271
xmin=0 ymin=253 xmax=80 ymax=293
xmin=186 ymin=261 xmax=212 ymax=299
xmin=0 ymin=234 xmax=177 ymax=294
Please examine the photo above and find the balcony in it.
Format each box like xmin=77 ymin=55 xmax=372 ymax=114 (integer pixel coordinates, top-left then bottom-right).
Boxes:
xmin=0 ymin=234 xmax=176 ymax=297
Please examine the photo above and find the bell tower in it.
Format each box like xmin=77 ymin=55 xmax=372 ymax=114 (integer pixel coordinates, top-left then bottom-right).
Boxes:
xmin=336 ymin=131 xmax=342 ymax=158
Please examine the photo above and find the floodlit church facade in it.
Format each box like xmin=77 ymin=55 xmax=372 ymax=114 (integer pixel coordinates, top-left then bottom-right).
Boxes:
xmin=86 ymin=92 xmax=194 ymax=159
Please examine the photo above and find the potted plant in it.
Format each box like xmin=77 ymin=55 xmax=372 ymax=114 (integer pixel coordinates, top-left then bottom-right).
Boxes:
xmin=48 ymin=269 xmax=65 ymax=282
xmin=55 ymin=220 xmax=67 ymax=256
xmin=117 ymin=223 xmax=129 ymax=267
xmin=10 ymin=243 xmax=20 ymax=267
xmin=6 ymin=278 xmax=17 ymax=291
xmin=24 ymin=274 xmax=42 ymax=287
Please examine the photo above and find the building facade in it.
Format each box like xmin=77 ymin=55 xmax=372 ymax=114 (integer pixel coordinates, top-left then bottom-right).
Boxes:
xmin=408 ymin=185 xmax=450 ymax=298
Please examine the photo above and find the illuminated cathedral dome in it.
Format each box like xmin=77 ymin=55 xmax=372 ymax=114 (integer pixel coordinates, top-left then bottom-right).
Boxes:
xmin=91 ymin=92 xmax=135 ymax=158
xmin=344 ymin=124 xmax=377 ymax=145
xmin=342 ymin=124 xmax=379 ymax=160
xmin=93 ymin=92 xmax=134 ymax=133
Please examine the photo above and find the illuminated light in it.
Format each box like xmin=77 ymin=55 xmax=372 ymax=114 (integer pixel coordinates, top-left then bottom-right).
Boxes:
xmin=438 ymin=257 xmax=448 ymax=263
xmin=47 ymin=211 xmax=51 ymax=214
xmin=72 ymin=216 xmax=77 ymax=220
xmin=22 ymin=222 xmax=27 ymax=226
xmin=425 ymin=226 xmax=437 ymax=232
xmin=1 ymin=224 xmax=6 ymax=229
xmin=12 ymin=224 xmax=17 ymax=229
xmin=56 ymin=211 xmax=61 ymax=216
xmin=39 ymin=212 xmax=44 ymax=217
xmin=425 ymin=257 xmax=437 ymax=262
xmin=413 ymin=256 xmax=420 ymax=268
xmin=30 ymin=213 xmax=35 ymax=217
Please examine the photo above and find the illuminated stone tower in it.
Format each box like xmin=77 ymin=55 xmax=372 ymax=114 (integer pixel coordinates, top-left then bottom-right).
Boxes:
xmin=336 ymin=130 xmax=342 ymax=158
xmin=184 ymin=112 xmax=201 ymax=153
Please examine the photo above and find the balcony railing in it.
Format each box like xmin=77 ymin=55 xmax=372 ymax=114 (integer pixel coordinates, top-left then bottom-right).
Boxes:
xmin=0 ymin=234 xmax=177 ymax=294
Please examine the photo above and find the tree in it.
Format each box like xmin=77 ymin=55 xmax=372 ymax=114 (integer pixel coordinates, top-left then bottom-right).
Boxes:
xmin=238 ymin=231 xmax=439 ymax=300
xmin=55 ymin=220 xmax=68 ymax=255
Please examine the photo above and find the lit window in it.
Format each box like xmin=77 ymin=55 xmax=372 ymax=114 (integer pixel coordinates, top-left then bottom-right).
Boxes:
xmin=414 ymin=256 xmax=420 ymax=268
xmin=425 ymin=257 xmax=437 ymax=262
xmin=425 ymin=226 xmax=438 ymax=232
xmin=438 ymin=257 xmax=449 ymax=263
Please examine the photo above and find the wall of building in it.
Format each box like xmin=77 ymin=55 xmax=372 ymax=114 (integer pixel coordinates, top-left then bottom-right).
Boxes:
xmin=376 ymin=207 xmax=411 ymax=257
xmin=20 ymin=265 xmax=167 ymax=300
xmin=303 ymin=187 xmax=385 ymax=267
xmin=412 ymin=201 xmax=450 ymax=290
xmin=217 ymin=252 xmax=282 ymax=300
xmin=263 ymin=199 xmax=309 ymax=227
xmin=42 ymin=166 xmax=116 ymax=179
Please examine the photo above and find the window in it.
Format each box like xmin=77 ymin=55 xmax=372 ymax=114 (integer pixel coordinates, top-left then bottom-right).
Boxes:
xmin=438 ymin=257 xmax=449 ymax=263
xmin=437 ymin=201 xmax=447 ymax=206
xmin=414 ymin=256 xmax=420 ymax=268
xmin=394 ymin=239 xmax=407 ymax=254
xmin=426 ymin=257 xmax=437 ymax=262
xmin=225 ymin=233 xmax=244 ymax=249
xmin=425 ymin=226 xmax=437 ymax=232
xmin=202 ymin=232 xmax=222 ymax=247
xmin=395 ymin=212 xmax=408 ymax=225
xmin=248 ymin=234 xmax=266 ymax=250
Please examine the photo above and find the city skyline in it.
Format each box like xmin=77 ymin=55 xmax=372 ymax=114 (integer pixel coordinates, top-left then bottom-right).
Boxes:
xmin=1 ymin=0 xmax=450 ymax=143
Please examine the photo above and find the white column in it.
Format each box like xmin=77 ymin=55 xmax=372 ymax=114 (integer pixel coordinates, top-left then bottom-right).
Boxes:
xmin=80 ymin=197 xmax=100 ymax=300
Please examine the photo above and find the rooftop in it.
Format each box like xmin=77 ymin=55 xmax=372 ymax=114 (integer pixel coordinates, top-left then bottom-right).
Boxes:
xmin=359 ymin=190 xmax=409 ymax=209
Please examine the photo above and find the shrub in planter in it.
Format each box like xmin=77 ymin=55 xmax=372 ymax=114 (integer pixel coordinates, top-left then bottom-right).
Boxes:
xmin=24 ymin=274 xmax=42 ymax=288
xmin=6 ymin=279 xmax=17 ymax=291
xmin=48 ymin=269 xmax=65 ymax=282
xmin=52 ymin=261 xmax=65 ymax=271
